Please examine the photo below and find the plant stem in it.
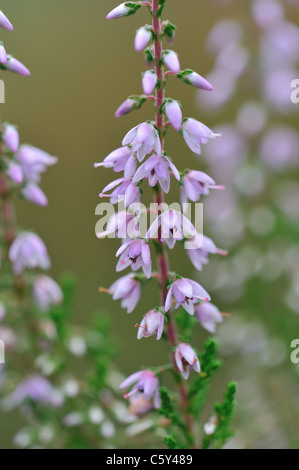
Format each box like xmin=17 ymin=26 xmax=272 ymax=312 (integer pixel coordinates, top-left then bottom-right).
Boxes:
xmin=152 ymin=0 xmax=194 ymax=444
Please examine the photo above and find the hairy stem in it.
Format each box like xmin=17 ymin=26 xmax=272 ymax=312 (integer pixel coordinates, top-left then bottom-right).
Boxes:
xmin=152 ymin=0 xmax=194 ymax=444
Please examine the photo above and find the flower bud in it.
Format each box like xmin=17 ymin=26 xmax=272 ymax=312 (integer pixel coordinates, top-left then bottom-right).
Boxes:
xmin=22 ymin=183 xmax=48 ymax=207
xmin=33 ymin=275 xmax=63 ymax=312
xmin=0 ymin=42 xmax=7 ymax=65
xmin=164 ymin=100 xmax=182 ymax=131
xmin=106 ymin=2 xmax=141 ymax=20
xmin=2 ymin=124 xmax=19 ymax=153
xmin=163 ymin=50 xmax=180 ymax=73
xmin=178 ymin=70 xmax=213 ymax=91
xmin=4 ymin=55 xmax=30 ymax=77
xmin=142 ymin=70 xmax=157 ymax=95
xmin=135 ymin=26 xmax=152 ymax=52
xmin=6 ymin=162 xmax=23 ymax=184
xmin=115 ymin=98 xmax=137 ymax=118
xmin=0 ymin=10 xmax=13 ymax=31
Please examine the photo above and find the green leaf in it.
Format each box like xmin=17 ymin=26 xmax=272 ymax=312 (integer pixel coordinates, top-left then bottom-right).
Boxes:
xmin=156 ymin=0 xmax=166 ymax=19
xmin=164 ymin=435 xmax=178 ymax=449
xmin=202 ymin=382 xmax=237 ymax=449
xmin=189 ymin=339 xmax=222 ymax=417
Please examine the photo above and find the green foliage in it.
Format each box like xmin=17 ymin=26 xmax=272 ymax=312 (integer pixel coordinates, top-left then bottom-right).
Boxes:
xmin=156 ymin=0 xmax=166 ymax=19
xmin=50 ymin=271 xmax=76 ymax=341
xmin=159 ymin=386 xmax=187 ymax=432
xmin=162 ymin=21 xmax=176 ymax=41
xmin=202 ymin=382 xmax=237 ymax=449
xmin=189 ymin=339 xmax=222 ymax=417
xmin=164 ymin=435 xmax=178 ymax=449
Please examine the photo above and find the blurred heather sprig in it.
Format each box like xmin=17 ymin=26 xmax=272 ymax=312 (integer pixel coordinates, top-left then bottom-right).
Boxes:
xmin=97 ymin=0 xmax=236 ymax=449
xmin=196 ymin=0 xmax=299 ymax=448
xmin=0 ymin=9 xmax=131 ymax=449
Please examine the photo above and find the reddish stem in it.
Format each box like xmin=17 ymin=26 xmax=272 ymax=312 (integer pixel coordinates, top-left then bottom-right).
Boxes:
xmin=152 ymin=0 xmax=194 ymax=442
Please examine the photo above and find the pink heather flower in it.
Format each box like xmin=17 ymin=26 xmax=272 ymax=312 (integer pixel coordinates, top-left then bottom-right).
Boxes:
xmin=180 ymin=170 xmax=224 ymax=206
xmin=133 ymin=154 xmax=180 ymax=193
xmin=0 ymin=10 xmax=13 ymax=31
xmin=21 ymin=183 xmax=48 ymax=207
xmin=95 ymin=146 xmax=136 ymax=178
xmin=9 ymin=232 xmax=51 ymax=275
xmin=100 ymin=177 xmax=140 ymax=208
xmin=165 ymin=100 xmax=182 ymax=131
xmin=195 ymin=302 xmax=223 ymax=334
xmin=142 ymin=71 xmax=157 ymax=96
xmin=146 ymin=209 xmax=196 ymax=249
xmin=6 ymin=162 xmax=23 ymax=184
xmin=109 ymin=274 xmax=141 ymax=313
xmin=183 ymin=118 xmax=221 ymax=155
xmin=187 ymin=234 xmax=227 ymax=271
xmin=137 ymin=310 xmax=164 ymax=340
xmin=106 ymin=3 xmax=141 ymax=20
xmin=120 ymin=370 xmax=161 ymax=409
xmin=2 ymin=124 xmax=19 ymax=153
xmin=96 ymin=210 xmax=139 ymax=239
xmin=175 ymin=343 xmax=200 ymax=380
xmin=165 ymin=277 xmax=210 ymax=315
xmin=116 ymin=239 xmax=151 ymax=278
xmin=180 ymin=70 xmax=213 ymax=91
xmin=11 ymin=375 xmax=54 ymax=405
xmin=163 ymin=50 xmax=180 ymax=73
xmin=135 ymin=26 xmax=152 ymax=52
xmin=16 ymin=145 xmax=57 ymax=184
xmin=5 ymin=55 xmax=30 ymax=76
xmin=115 ymin=98 xmax=138 ymax=118
xmin=128 ymin=392 xmax=155 ymax=417
xmin=122 ymin=122 xmax=161 ymax=162
xmin=33 ymin=275 xmax=63 ymax=312
xmin=0 ymin=42 xmax=7 ymax=65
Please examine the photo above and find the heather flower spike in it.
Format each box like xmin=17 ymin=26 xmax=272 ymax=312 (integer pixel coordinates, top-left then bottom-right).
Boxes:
xmin=100 ymin=0 xmax=233 ymax=446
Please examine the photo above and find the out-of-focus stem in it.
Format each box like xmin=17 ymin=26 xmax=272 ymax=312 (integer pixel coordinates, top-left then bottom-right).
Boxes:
xmin=152 ymin=0 xmax=194 ymax=444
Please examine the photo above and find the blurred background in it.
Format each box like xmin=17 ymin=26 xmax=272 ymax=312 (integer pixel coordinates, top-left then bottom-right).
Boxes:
xmin=0 ymin=0 xmax=299 ymax=448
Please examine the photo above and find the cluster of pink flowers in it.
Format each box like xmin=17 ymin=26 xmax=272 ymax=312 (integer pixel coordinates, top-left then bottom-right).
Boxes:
xmin=98 ymin=0 xmax=227 ymax=414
